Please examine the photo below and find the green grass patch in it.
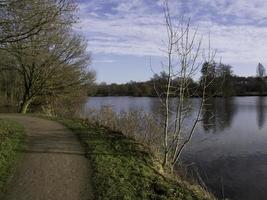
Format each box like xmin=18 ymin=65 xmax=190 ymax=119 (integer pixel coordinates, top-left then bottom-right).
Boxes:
xmin=0 ymin=119 xmax=24 ymax=192
xmin=57 ymin=118 xmax=213 ymax=200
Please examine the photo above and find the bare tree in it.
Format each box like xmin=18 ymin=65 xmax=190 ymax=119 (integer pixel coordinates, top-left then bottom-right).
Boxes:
xmin=0 ymin=0 xmax=75 ymax=45
xmin=156 ymin=1 xmax=216 ymax=170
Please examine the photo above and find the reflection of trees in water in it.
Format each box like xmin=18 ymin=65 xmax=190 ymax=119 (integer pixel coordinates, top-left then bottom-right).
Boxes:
xmin=257 ymin=97 xmax=266 ymax=129
xmin=149 ymin=98 xmax=167 ymax=126
xmin=150 ymin=98 xmax=201 ymax=128
xmin=149 ymin=97 xmax=238 ymax=133
xmin=149 ymin=98 xmax=162 ymax=115
xmin=186 ymin=154 xmax=267 ymax=200
xmin=202 ymin=98 xmax=237 ymax=133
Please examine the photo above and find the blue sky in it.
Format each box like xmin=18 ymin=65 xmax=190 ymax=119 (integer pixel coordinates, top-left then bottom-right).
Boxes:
xmin=77 ymin=0 xmax=267 ymax=83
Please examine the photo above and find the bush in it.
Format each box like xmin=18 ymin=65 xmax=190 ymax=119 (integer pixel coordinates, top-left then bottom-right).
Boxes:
xmin=85 ymin=106 xmax=163 ymax=153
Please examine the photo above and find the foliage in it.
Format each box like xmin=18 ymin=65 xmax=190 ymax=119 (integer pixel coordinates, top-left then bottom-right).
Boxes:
xmin=93 ymin=73 xmax=198 ymax=97
xmin=200 ymin=62 xmax=235 ymax=97
xmin=93 ymin=62 xmax=267 ymax=97
xmin=0 ymin=0 xmax=62 ymax=44
xmin=0 ymin=0 xmax=95 ymax=115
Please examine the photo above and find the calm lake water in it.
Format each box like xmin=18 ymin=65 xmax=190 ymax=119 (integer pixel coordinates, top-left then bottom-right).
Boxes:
xmin=84 ymin=96 xmax=267 ymax=200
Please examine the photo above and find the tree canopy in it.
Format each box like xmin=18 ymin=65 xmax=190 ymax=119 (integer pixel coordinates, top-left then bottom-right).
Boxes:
xmin=0 ymin=0 xmax=95 ymax=115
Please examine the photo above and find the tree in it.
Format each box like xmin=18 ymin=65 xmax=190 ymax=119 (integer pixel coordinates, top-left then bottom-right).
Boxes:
xmin=200 ymin=62 xmax=235 ymax=97
xmin=216 ymin=63 xmax=235 ymax=96
xmin=257 ymin=63 xmax=266 ymax=79
xmin=256 ymin=63 xmax=266 ymax=94
xmin=0 ymin=51 xmax=21 ymax=105
xmin=12 ymin=33 xmax=92 ymax=113
xmin=0 ymin=0 xmax=95 ymax=114
xmin=200 ymin=61 xmax=216 ymax=96
xmin=155 ymin=0 xmax=216 ymax=171
xmin=0 ymin=0 xmax=73 ymax=45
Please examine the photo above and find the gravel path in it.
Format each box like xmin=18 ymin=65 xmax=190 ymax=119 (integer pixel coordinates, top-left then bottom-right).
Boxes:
xmin=0 ymin=114 xmax=94 ymax=200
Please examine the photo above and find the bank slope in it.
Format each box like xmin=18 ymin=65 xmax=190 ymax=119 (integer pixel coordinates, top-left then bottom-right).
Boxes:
xmin=59 ymin=118 xmax=213 ymax=200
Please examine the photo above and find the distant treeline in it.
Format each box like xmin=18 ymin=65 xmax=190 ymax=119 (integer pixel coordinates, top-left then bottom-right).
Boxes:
xmin=92 ymin=62 xmax=267 ymax=97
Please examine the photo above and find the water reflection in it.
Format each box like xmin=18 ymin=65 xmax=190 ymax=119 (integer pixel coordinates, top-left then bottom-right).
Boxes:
xmin=257 ymin=96 xmax=266 ymax=129
xmin=148 ymin=98 xmax=202 ymax=127
xmin=85 ymin=96 xmax=267 ymax=200
xmin=202 ymin=98 xmax=237 ymax=133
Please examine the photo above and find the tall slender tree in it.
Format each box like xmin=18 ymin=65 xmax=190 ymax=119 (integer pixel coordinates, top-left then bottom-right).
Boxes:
xmin=155 ymin=0 xmax=216 ymax=171
xmin=257 ymin=63 xmax=266 ymax=79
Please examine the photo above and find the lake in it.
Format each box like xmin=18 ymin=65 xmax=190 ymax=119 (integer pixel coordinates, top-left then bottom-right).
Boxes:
xmin=84 ymin=96 xmax=267 ymax=200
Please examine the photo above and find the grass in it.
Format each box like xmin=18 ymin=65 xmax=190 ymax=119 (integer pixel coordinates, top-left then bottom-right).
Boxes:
xmin=57 ymin=118 xmax=213 ymax=200
xmin=0 ymin=119 xmax=24 ymax=192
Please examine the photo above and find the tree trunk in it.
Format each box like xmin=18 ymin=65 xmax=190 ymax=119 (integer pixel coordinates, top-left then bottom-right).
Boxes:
xmin=163 ymin=153 xmax=168 ymax=168
xmin=20 ymin=99 xmax=31 ymax=114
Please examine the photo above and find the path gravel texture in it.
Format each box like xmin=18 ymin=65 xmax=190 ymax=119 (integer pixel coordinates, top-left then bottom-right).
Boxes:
xmin=0 ymin=114 xmax=93 ymax=200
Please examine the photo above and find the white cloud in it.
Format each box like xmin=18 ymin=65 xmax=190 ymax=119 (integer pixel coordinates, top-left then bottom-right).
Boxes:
xmin=77 ymin=0 xmax=267 ymax=71
xmin=94 ymin=59 xmax=115 ymax=63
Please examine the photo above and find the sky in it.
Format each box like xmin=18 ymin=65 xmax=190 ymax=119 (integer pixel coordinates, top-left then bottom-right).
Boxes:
xmin=77 ymin=0 xmax=267 ymax=83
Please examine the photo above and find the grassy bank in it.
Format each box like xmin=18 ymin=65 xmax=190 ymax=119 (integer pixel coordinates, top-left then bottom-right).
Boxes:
xmin=0 ymin=119 xmax=24 ymax=192
xmin=57 ymin=118 xmax=213 ymax=200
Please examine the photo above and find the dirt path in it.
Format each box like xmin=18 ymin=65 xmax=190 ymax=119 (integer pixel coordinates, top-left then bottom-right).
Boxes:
xmin=0 ymin=114 xmax=94 ymax=200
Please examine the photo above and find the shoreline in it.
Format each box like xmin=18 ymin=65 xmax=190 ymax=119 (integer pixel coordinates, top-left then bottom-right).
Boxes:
xmin=55 ymin=117 xmax=215 ymax=200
